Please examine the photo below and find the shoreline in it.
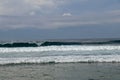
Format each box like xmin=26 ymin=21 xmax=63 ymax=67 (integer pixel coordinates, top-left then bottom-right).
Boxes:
xmin=0 ymin=63 xmax=120 ymax=80
xmin=0 ymin=62 xmax=120 ymax=66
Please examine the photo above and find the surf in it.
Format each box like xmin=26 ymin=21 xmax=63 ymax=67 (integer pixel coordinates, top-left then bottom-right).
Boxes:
xmin=0 ymin=45 xmax=120 ymax=53
xmin=0 ymin=55 xmax=120 ymax=65
xmin=0 ymin=39 xmax=120 ymax=47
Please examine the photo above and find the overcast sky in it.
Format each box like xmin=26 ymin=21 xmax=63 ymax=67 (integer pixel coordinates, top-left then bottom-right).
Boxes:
xmin=0 ymin=0 xmax=120 ymax=40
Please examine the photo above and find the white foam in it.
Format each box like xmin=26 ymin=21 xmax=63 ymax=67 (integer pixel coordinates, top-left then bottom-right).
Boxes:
xmin=0 ymin=55 xmax=120 ymax=64
xmin=0 ymin=45 xmax=120 ymax=53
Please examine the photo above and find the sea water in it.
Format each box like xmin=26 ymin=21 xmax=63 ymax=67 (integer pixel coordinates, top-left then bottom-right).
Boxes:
xmin=0 ymin=39 xmax=120 ymax=65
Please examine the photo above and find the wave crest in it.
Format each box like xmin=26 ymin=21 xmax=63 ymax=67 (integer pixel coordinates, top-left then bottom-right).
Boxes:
xmin=0 ymin=39 xmax=120 ymax=47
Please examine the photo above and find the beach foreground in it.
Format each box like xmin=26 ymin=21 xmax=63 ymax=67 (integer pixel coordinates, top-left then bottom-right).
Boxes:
xmin=0 ymin=63 xmax=120 ymax=80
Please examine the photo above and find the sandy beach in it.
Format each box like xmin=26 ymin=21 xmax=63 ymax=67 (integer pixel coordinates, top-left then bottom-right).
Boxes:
xmin=0 ymin=63 xmax=120 ymax=80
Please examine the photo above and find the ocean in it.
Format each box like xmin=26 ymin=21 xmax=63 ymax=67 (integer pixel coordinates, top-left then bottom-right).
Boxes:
xmin=0 ymin=39 xmax=120 ymax=80
xmin=0 ymin=39 xmax=120 ymax=65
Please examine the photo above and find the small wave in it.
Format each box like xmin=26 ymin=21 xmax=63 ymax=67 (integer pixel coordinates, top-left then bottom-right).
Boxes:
xmin=0 ymin=45 xmax=120 ymax=53
xmin=0 ymin=42 xmax=38 ymax=47
xmin=0 ymin=55 xmax=120 ymax=65
xmin=0 ymin=39 xmax=120 ymax=47
xmin=40 ymin=41 xmax=82 ymax=46
xmin=40 ymin=40 xmax=120 ymax=46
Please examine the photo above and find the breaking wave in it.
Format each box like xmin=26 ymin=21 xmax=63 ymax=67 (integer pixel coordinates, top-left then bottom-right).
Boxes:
xmin=0 ymin=39 xmax=120 ymax=47
xmin=0 ymin=45 xmax=120 ymax=53
xmin=0 ymin=55 xmax=120 ymax=65
xmin=0 ymin=39 xmax=120 ymax=65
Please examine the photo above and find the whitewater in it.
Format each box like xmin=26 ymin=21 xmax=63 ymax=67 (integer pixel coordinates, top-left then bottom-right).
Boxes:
xmin=0 ymin=43 xmax=120 ymax=65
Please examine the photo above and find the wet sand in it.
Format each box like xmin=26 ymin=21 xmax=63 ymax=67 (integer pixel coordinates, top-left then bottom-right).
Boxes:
xmin=0 ymin=63 xmax=120 ymax=80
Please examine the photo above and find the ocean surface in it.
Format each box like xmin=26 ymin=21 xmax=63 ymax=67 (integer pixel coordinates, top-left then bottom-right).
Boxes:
xmin=0 ymin=39 xmax=120 ymax=65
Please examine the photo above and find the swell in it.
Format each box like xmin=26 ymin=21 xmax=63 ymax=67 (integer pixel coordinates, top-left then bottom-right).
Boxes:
xmin=0 ymin=39 xmax=120 ymax=47
xmin=0 ymin=42 xmax=38 ymax=47
xmin=40 ymin=40 xmax=120 ymax=46
xmin=40 ymin=42 xmax=82 ymax=46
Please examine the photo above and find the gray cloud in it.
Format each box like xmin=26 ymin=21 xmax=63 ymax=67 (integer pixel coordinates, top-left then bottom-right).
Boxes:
xmin=0 ymin=0 xmax=90 ymax=16
xmin=0 ymin=0 xmax=69 ymax=15
xmin=0 ymin=0 xmax=120 ymax=30
xmin=0 ymin=9 xmax=120 ymax=30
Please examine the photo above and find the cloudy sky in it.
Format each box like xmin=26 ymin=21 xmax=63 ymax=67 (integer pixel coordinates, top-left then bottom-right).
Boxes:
xmin=0 ymin=0 xmax=120 ymax=40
